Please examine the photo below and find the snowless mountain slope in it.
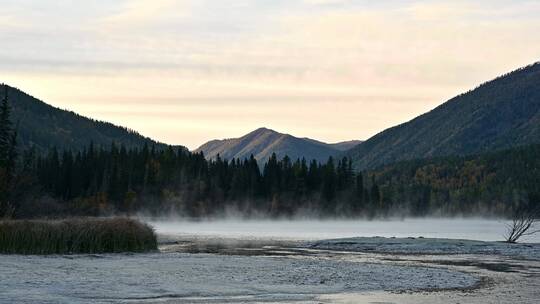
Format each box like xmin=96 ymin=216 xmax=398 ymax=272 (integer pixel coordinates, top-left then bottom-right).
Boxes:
xmin=195 ymin=127 xmax=360 ymax=163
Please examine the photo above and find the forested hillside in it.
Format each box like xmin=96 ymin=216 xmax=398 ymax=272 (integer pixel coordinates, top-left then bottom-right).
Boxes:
xmin=366 ymin=144 xmax=540 ymax=216
xmin=9 ymin=143 xmax=369 ymax=218
xmin=6 ymin=138 xmax=539 ymax=218
xmin=348 ymin=62 xmax=540 ymax=169
xmin=0 ymin=84 xmax=168 ymax=152
xmin=2 ymin=65 xmax=539 ymax=219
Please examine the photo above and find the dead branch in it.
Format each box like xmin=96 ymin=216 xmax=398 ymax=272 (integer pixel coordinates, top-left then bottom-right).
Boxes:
xmin=505 ymin=205 xmax=540 ymax=243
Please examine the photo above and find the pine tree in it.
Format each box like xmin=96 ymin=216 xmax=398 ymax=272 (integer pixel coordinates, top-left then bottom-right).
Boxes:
xmin=0 ymin=86 xmax=17 ymax=218
xmin=0 ymin=86 xmax=12 ymax=167
xmin=370 ymin=176 xmax=381 ymax=215
xmin=354 ymin=172 xmax=365 ymax=213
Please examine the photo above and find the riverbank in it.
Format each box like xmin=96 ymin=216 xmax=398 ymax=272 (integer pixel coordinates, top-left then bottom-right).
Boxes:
xmin=3 ymin=234 xmax=539 ymax=303
xmin=156 ymin=234 xmax=540 ymax=303
xmin=2 ymin=219 xmax=539 ymax=303
xmin=0 ymin=218 xmax=157 ymax=254
xmin=308 ymin=236 xmax=540 ymax=260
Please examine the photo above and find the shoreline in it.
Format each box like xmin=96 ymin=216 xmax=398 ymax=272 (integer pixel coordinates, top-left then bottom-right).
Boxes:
xmin=156 ymin=234 xmax=540 ymax=303
xmin=1 ymin=230 xmax=539 ymax=303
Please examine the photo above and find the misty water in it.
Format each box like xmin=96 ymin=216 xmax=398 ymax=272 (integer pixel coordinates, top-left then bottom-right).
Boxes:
xmin=151 ymin=218 xmax=540 ymax=243
xmin=2 ymin=218 xmax=538 ymax=304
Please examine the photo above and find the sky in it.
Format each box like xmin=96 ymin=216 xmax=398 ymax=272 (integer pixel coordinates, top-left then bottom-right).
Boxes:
xmin=1 ymin=0 xmax=540 ymax=150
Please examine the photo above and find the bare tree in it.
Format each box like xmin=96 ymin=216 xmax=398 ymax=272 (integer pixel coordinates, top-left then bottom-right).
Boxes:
xmin=505 ymin=205 xmax=540 ymax=243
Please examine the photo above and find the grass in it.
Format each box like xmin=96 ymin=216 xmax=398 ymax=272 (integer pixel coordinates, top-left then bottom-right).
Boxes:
xmin=0 ymin=217 xmax=158 ymax=254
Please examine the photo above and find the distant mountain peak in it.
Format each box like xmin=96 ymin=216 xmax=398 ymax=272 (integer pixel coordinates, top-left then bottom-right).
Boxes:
xmin=244 ymin=127 xmax=280 ymax=138
xmin=252 ymin=127 xmax=274 ymax=133
xmin=195 ymin=128 xmax=360 ymax=163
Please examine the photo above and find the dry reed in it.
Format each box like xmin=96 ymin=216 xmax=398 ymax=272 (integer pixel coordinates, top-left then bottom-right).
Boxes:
xmin=0 ymin=218 xmax=157 ymax=254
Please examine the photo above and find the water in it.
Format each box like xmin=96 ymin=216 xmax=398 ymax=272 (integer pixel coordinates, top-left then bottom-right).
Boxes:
xmin=0 ymin=251 xmax=475 ymax=304
xmin=150 ymin=218 xmax=540 ymax=243
xmin=2 ymin=218 xmax=538 ymax=303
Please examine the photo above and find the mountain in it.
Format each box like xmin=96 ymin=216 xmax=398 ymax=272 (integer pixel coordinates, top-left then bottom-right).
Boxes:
xmin=195 ymin=127 xmax=360 ymax=163
xmin=1 ymin=84 xmax=170 ymax=152
xmin=329 ymin=140 xmax=363 ymax=151
xmin=347 ymin=62 xmax=540 ymax=170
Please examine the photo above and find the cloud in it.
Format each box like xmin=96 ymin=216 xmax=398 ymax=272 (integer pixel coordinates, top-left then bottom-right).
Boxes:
xmin=99 ymin=0 xmax=191 ymax=29
xmin=404 ymin=1 xmax=476 ymax=21
xmin=2 ymin=0 xmax=540 ymax=149
xmin=304 ymin=0 xmax=352 ymax=5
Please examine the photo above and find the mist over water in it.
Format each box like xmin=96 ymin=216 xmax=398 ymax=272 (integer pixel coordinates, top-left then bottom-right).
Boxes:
xmin=148 ymin=218 xmax=540 ymax=243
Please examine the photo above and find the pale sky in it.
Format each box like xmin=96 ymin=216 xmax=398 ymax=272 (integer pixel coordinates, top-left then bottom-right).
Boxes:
xmin=1 ymin=0 xmax=540 ymax=150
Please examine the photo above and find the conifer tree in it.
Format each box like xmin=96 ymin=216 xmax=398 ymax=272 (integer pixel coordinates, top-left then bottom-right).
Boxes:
xmin=0 ymin=86 xmax=12 ymax=167
xmin=0 ymin=86 xmax=16 ymax=218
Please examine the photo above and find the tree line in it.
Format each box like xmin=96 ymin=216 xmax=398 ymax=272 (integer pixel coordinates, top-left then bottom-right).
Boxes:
xmin=1 ymin=88 xmax=377 ymax=218
xmin=5 ymin=142 xmax=379 ymax=218
xmin=368 ymin=144 xmax=540 ymax=217
xmin=1 ymin=88 xmax=538 ymax=219
xmin=0 ymin=87 xmax=19 ymax=218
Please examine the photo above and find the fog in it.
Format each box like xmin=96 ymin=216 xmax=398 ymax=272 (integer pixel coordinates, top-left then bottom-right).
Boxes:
xmin=147 ymin=218 xmax=540 ymax=243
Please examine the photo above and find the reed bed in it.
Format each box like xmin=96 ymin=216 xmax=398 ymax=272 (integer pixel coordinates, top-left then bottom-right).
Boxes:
xmin=0 ymin=218 xmax=157 ymax=254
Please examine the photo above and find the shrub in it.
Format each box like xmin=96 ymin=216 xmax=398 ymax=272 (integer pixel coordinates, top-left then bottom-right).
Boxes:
xmin=0 ymin=218 xmax=157 ymax=254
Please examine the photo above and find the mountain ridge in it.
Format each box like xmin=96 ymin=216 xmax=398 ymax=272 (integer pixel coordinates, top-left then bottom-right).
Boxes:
xmin=1 ymin=83 xmax=176 ymax=152
xmin=347 ymin=62 xmax=540 ymax=169
xmin=195 ymin=127 xmax=360 ymax=163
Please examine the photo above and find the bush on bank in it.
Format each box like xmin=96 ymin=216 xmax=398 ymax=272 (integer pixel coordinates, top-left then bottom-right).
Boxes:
xmin=0 ymin=217 xmax=157 ymax=254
